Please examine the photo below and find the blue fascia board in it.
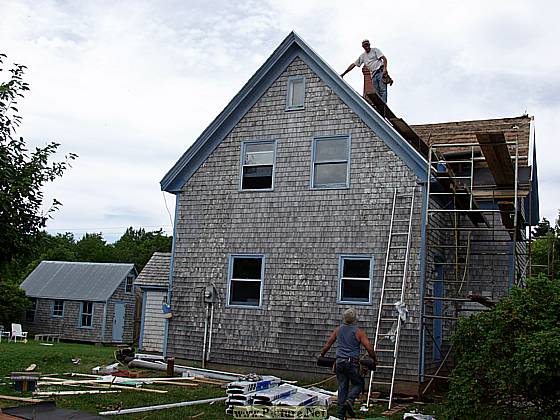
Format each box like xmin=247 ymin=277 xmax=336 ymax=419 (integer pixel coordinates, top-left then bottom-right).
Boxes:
xmin=161 ymin=32 xmax=428 ymax=194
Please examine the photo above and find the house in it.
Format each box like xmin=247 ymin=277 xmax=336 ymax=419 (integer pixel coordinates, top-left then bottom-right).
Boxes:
xmin=159 ymin=32 xmax=539 ymax=395
xmin=21 ymin=261 xmax=137 ymax=344
xmin=136 ymin=252 xmax=171 ymax=353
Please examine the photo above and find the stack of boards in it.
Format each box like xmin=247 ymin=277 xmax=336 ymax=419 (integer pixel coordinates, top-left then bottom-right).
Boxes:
xmin=225 ymin=376 xmax=332 ymax=415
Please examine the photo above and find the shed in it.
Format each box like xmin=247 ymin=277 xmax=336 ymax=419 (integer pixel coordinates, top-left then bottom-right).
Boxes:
xmin=136 ymin=252 xmax=171 ymax=352
xmin=20 ymin=261 xmax=137 ymax=344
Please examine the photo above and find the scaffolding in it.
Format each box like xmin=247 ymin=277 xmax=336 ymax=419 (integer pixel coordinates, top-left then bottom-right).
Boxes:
xmin=419 ymin=136 xmax=529 ymax=391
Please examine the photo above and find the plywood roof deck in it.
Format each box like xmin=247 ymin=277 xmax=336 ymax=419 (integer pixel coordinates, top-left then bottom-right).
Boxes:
xmin=411 ymin=116 xmax=531 ymax=167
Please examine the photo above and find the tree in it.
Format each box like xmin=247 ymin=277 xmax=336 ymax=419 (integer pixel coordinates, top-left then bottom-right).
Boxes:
xmin=75 ymin=233 xmax=110 ymax=262
xmin=111 ymin=227 xmax=172 ymax=270
xmin=447 ymin=276 xmax=560 ymax=419
xmin=531 ymin=214 xmax=560 ymax=278
xmin=0 ymin=54 xmax=77 ymax=280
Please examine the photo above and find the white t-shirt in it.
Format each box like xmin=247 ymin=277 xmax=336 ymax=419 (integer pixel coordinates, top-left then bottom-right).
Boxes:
xmin=354 ymin=48 xmax=385 ymax=73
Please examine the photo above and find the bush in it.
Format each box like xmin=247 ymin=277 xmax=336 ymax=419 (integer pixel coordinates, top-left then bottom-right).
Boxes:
xmin=446 ymin=276 xmax=560 ymax=419
xmin=0 ymin=282 xmax=30 ymax=329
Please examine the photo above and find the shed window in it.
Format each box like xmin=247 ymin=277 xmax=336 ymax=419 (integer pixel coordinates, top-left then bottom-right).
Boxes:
xmin=312 ymin=135 xmax=350 ymax=188
xmin=52 ymin=300 xmax=64 ymax=317
xmin=125 ymin=275 xmax=134 ymax=293
xmin=228 ymin=255 xmax=264 ymax=307
xmin=339 ymin=256 xmax=373 ymax=304
xmin=80 ymin=301 xmax=94 ymax=328
xmin=286 ymin=76 xmax=305 ymax=110
xmin=26 ymin=298 xmax=37 ymax=322
xmin=241 ymin=141 xmax=275 ymax=190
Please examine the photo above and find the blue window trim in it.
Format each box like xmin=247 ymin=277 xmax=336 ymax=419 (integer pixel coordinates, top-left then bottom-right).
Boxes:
xmin=52 ymin=299 xmax=64 ymax=318
xmin=226 ymin=254 xmax=265 ymax=309
xmin=125 ymin=274 xmax=134 ymax=293
xmin=311 ymin=134 xmax=351 ymax=189
xmin=285 ymin=76 xmax=306 ymax=111
xmin=239 ymin=140 xmax=277 ymax=192
xmin=337 ymin=255 xmax=374 ymax=305
xmin=79 ymin=301 xmax=94 ymax=329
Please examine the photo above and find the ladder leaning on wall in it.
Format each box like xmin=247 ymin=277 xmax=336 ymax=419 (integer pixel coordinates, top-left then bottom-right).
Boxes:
xmin=365 ymin=187 xmax=416 ymax=410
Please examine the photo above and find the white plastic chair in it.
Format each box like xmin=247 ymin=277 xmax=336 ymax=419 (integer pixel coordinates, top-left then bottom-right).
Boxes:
xmin=10 ymin=323 xmax=28 ymax=343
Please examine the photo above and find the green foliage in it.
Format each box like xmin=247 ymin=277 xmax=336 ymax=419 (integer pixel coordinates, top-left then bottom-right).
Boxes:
xmin=0 ymin=54 xmax=76 ymax=278
xmin=0 ymin=282 xmax=30 ymax=328
xmin=531 ymin=214 xmax=560 ymax=278
xmin=111 ymin=227 xmax=172 ymax=270
xmin=447 ymin=276 xmax=560 ymax=419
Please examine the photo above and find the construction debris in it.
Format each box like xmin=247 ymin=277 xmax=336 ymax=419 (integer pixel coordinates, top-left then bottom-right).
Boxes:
xmin=0 ymin=394 xmax=43 ymax=403
xmin=24 ymin=364 xmax=37 ymax=372
xmin=403 ymin=411 xmax=436 ymax=420
xmin=98 ymin=396 xmax=228 ymax=416
xmin=128 ymin=359 xmax=243 ymax=382
xmin=92 ymin=363 xmax=119 ymax=375
xmin=34 ymin=390 xmax=121 ymax=396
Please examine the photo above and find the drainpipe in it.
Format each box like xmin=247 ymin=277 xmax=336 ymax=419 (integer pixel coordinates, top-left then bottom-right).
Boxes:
xmin=201 ymin=284 xmax=217 ymax=368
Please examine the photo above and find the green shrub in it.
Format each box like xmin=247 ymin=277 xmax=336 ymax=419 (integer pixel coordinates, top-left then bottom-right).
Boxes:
xmin=0 ymin=282 xmax=30 ymax=329
xmin=447 ymin=276 xmax=560 ymax=419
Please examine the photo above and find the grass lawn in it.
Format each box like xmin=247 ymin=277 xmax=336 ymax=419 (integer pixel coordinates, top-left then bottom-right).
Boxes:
xmin=0 ymin=341 xmax=442 ymax=419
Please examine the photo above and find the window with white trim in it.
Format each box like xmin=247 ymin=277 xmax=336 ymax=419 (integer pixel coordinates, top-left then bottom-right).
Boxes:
xmin=241 ymin=141 xmax=275 ymax=190
xmin=80 ymin=301 xmax=93 ymax=327
xmin=312 ymin=135 xmax=350 ymax=188
xmin=286 ymin=76 xmax=305 ymax=110
xmin=125 ymin=275 xmax=134 ymax=293
xmin=228 ymin=255 xmax=264 ymax=307
xmin=339 ymin=256 xmax=373 ymax=303
xmin=53 ymin=299 xmax=64 ymax=317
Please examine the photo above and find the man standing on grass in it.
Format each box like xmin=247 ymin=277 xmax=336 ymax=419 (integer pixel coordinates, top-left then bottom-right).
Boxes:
xmin=320 ymin=308 xmax=378 ymax=419
xmin=341 ymin=39 xmax=389 ymax=103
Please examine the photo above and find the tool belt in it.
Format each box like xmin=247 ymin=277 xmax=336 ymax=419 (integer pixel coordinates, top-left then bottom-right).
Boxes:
xmin=317 ymin=356 xmax=376 ymax=370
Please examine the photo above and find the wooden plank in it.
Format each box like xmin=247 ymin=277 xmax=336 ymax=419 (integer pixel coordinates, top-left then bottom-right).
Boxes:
xmin=476 ymin=132 xmax=515 ymax=188
xmin=366 ymin=92 xmax=397 ymax=120
xmin=0 ymin=394 xmax=44 ymax=403
xmin=390 ymin=118 xmax=430 ymax=159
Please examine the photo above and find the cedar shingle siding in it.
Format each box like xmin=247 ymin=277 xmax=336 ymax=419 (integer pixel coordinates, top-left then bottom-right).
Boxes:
xmin=167 ymin=58 xmax=425 ymax=382
xmin=164 ymin=34 xmax=535 ymax=390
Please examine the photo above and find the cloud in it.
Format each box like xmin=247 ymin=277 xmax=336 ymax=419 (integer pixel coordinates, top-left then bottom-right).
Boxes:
xmin=1 ymin=0 xmax=559 ymax=241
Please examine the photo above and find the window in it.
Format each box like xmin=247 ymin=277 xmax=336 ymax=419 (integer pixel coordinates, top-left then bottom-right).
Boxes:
xmin=240 ymin=141 xmax=276 ymax=190
xmin=125 ymin=275 xmax=134 ymax=293
xmin=80 ymin=301 xmax=94 ymax=328
xmin=26 ymin=298 xmax=37 ymax=322
xmin=286 ymin=76 xmax=305 ymax=110
xmin=52 ymin=300 xmax=64 ymax=317
xmin=339 ymin=256 xmax=373 ymax=304
xmin=227 ymin=255 xmax=264 ymax=307
xmin=312 ymin=135 xmax=350 ymax=188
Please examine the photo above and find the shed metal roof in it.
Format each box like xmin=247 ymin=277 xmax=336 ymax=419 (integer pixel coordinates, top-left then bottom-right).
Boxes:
xmin=20 ymin=261 xmax=136 ymax=302
xmin=135 ymin=252 xmax=170 ymax=288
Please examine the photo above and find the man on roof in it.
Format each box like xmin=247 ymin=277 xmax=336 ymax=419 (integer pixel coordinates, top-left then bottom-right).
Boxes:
xmin=341 ymin=39 xmax=390 ymax=103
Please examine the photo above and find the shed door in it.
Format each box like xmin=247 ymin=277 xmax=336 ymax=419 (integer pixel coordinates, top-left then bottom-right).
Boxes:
xmin=112 ymin=302 xmax=126 ymax=342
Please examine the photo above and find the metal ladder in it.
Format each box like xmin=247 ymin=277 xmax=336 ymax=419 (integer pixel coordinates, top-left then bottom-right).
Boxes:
xmin=366 ymin=187 xmax=416 ymax=410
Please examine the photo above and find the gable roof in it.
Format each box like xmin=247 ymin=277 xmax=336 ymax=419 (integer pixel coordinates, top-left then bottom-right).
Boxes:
xmin=160 ymin=31 xmax=428 ymax=193
xmin=21 ymin=261 xmax=136 ymax=301
xmin=135 ymin=252 xmax=170 ymax=288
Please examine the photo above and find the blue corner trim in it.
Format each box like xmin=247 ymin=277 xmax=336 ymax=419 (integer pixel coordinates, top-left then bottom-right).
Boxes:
xmin=529 ymin=128 xmax=540 ymax=225
xmin=160 ymin=31 xmax=428 ymax=194
xmin=162 ymin=197 xmax=179 ymax=357
xmin=138 ymin=290 xmax=148 ymax=350
xmin=418 ymin=182 xmax=428 ymax=382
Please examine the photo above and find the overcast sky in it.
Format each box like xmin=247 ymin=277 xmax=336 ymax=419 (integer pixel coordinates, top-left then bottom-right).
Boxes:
xmin=2 ymin=0 xmax=558 ymax=241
